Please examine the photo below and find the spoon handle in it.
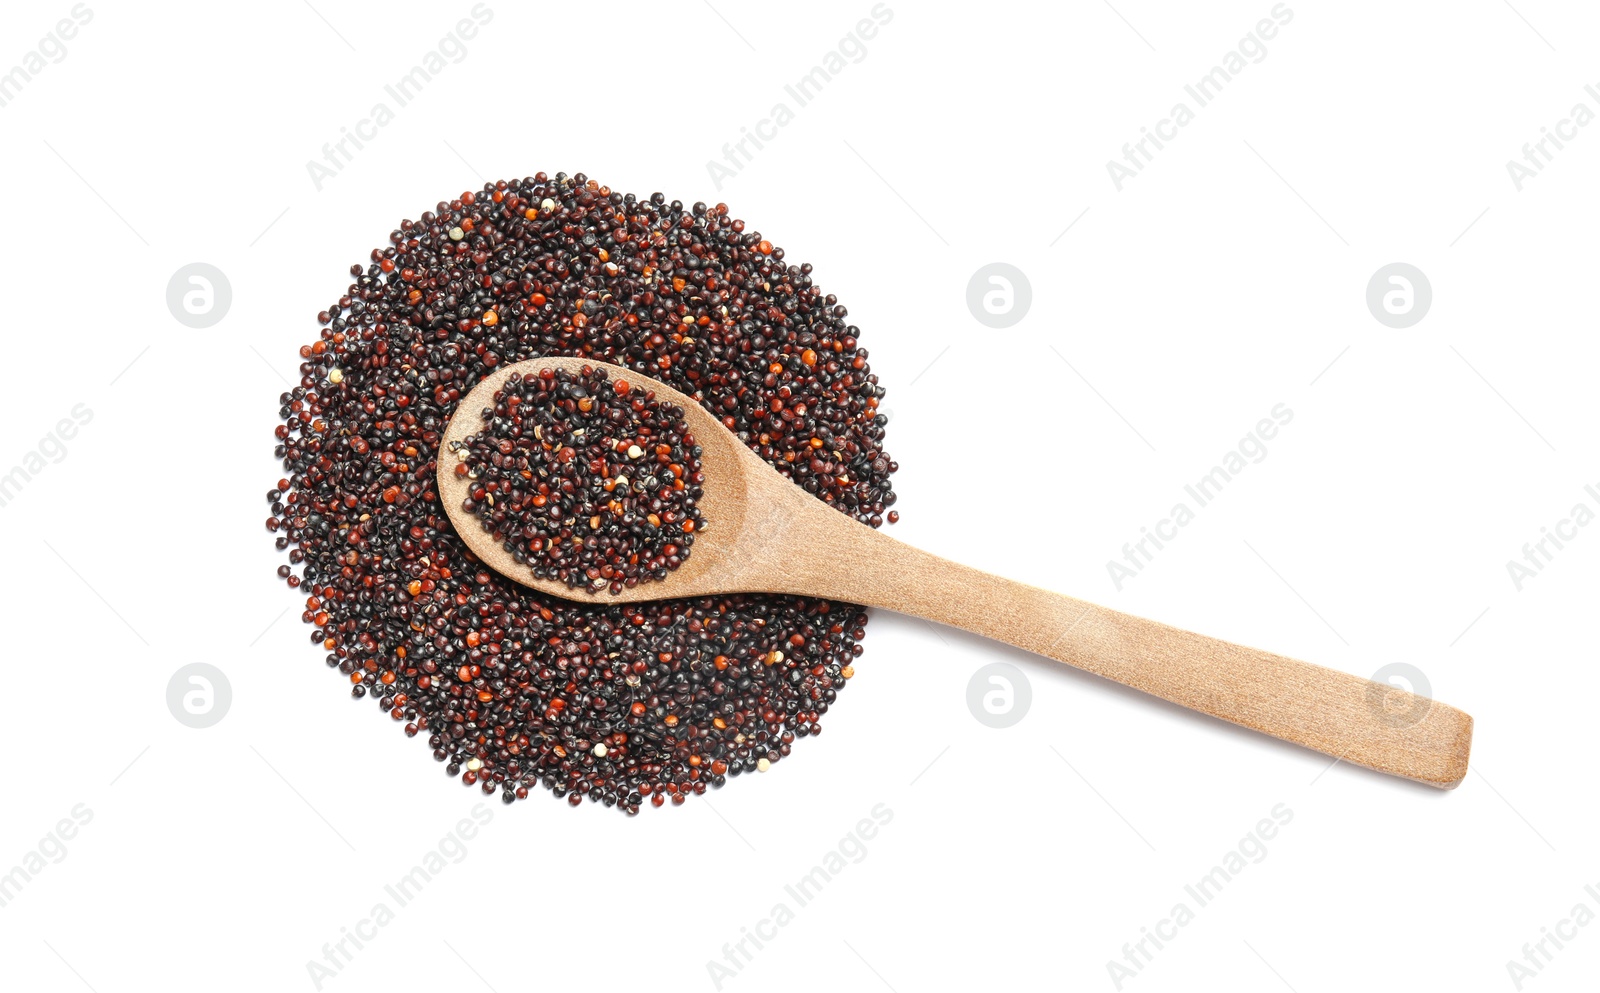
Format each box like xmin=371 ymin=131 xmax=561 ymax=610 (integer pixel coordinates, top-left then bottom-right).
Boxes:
xmin=787 ymin=516 xmax=1471 ymax=787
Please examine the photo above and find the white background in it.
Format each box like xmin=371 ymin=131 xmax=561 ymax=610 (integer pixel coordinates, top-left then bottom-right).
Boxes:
xmin=1 ymin=1 xmax=1596 ymax=991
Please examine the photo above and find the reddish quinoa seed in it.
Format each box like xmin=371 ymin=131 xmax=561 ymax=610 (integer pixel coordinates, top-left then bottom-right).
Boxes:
xmin=269 ymin=172 xmax=897 ymax=814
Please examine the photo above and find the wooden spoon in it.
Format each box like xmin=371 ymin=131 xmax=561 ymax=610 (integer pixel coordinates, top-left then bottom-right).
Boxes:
xmin=439 ymin=357 xmax=1473 ymax=788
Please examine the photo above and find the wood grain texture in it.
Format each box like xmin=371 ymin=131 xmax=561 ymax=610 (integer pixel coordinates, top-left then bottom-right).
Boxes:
xmin=439 ymin=357 xmax=1474 ymax=789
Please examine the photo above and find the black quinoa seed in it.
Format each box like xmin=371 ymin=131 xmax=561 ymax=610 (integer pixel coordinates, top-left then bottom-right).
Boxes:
xmin=269 ymin=173 xmax=895 ymax=814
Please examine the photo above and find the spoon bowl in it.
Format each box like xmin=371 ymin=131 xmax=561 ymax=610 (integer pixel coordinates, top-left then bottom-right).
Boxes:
xmin=440 ymin=355 xmax=781 ymax=603
xmin=440 ymin=357 xmax=1474 ymax=788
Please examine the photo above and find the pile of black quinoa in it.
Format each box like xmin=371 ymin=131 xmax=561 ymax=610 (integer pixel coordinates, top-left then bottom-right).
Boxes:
xmin=451 ymin=365 xmax=706 ymax=595
xmin=268 ymin=172 xmax=896 ymax=813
